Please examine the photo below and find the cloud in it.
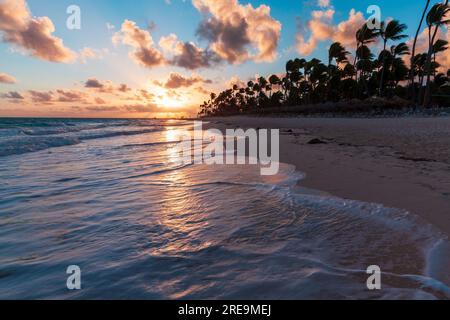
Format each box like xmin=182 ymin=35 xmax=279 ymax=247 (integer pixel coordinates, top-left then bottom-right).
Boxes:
xmin=85 ymin=78 xmax=106 ymax=89
xmin=56 ymin=90 xmax=86 ymax=102
xmin=139 ymin=89 xmax=155 ymax=100
xmin=85 ymin=103 xmax=158 ymax=113
xmin=29 ymin=90 xmax=53 ymax=103
xmin=85 ymin=106 xmax=120 ymax=112
xmin=160 ymin=33 xmax=220 ymax=69
xmin=193 ymin=0 xmax=281 ymax=63
xmin=95 ymin=97 xmax=106 ymax=104
xmin=112 ymin=20 xmax=165 ymax=68
xmin=0 ymin=72 xmax=16 ymax=84
xmin=118 ymin=84 xmax=131 ymax=92
xmin=1 ymin=91 xmax=24 ymax=99
xmin=156 ymin=73 xmax=212 ymax=89
xmin=333 ymin=9 xmax=367 ymax=48
xmin=124 ymin=103 xmax=158 ymax=113
xmin=196 ymin=86 xmax=210 ymax=95
xmin=296 ymin=8 xmax=366 ymax=56
xmin=79 ymin=47 xmax=108 ymax=63
xmin=174 ymin=42 xmax=219 ymax=69
xmin=115 ymin=2 xmax=280 ymax=70
xmin=318 ymin=0 xmax=330 ymax=8
xmin=226 ymin=76 xmax=247 ymax=88
xmin=106 ymin=22 xmax=115 ymax=31
xmin=0 ymin=0 xmax=76 ymax=62
xmin=84 ymin=78 xmax=136 ymax=95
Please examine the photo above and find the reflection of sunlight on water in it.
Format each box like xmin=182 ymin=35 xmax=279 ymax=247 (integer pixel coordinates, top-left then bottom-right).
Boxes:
xmin=151 ymin=165 xmax=212 ymax=256
xmin=165 ymin=127 xmax=185 ymax=142
xmin=165 ymin=127 xmax=188 ymax=164
xmin=146 ymin=126 xmax=212 ymax=256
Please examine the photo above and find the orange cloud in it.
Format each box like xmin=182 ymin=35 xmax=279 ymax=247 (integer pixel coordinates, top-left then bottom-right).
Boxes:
xmin=28 ymin=90 xmax=53 ymax=103
xmin=0 ymin=72 xmax=16 ymax=84
xmin=112 ymin=20 xmax=165 ymax=68
xmin=156 ymin=73 xmax=212 ymax=89
xmin=193 ymin=0 xmax=281 ymax=63
xmin=56 ymin=90 xmax=86 ymax=102
xmin=0 ymin=0 xmax=76 ymax=62
xmin=296 ymin=8 xmax=366 ymax=56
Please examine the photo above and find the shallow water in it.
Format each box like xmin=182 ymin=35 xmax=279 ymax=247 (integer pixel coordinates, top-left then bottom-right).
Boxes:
xmin=0 ymin=118 xmax=448 ymax=299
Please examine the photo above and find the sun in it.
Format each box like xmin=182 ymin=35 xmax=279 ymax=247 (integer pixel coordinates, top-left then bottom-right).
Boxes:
xmin=159 ymin=95 xmax=184 ymax=108
xmin=151 ymin=87 xmax=186 ymax=109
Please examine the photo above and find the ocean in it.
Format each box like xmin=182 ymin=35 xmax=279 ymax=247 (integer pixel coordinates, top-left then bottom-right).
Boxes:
xmin=0 ymin=118 xmax=448 ymax=299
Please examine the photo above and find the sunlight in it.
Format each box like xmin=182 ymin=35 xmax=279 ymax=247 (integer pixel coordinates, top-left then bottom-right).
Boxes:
xmin=151 ymin=87 xmax=187 ymax=109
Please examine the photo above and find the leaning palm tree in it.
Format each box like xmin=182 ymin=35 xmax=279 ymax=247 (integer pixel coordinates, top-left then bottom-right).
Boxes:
xmin=327 ymin=42 xmax=349 ymax=98
xmin=433 ymin=39 xmax=449 ymax=63
xmin=328 ymin=42 xmax=349 ymax=66
xmin=354 ymin=24 xmax=380 ymax=74
xmin=391 ymin=42 xmax=410 ymax=59
xmin=378 ymin=20 xmax=408 ymax=96
xmin=423 ymin=2 xmax=450 ymax=107
xmin=409 ymin=0 xmax=431 ymax=103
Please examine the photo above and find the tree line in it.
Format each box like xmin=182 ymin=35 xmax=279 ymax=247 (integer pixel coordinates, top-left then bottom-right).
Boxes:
xmin=199 ymin=2 xmax=450 ymax=117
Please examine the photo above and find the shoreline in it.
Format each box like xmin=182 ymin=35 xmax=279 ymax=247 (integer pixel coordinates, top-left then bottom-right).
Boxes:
xmin=205 ymin=116 xmax=450 ymax=238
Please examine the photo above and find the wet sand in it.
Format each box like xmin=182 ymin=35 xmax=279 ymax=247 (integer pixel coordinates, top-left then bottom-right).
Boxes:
xmin=205 ymin=116 xmax=450 ymax=237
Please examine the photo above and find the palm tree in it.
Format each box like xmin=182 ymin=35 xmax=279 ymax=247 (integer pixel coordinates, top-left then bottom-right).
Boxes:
xmin=378 ymin=20 xmax=408 ymax=96
xmin=328 ymin=42 xmax=349 ymax=66
xmin=268 ymin=74 xmax=281 ymax=98
xmin=354 ymin=23 xmax=380 ymax=82
xmin=327 ymin=42 xmax=349 ymax=99
xmin=410 ymin=0 xmax=431 ymax=103
xmin=387 ymin=43 xmax=410 ymax=91
xmin=423 ymin=2 xmax=450 ymax=107
xmin=433 ymin=39 xmax=449 ymax=64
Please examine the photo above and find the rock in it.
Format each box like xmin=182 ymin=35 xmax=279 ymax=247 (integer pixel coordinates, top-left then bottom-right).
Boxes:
xmin=308 ymin=138 xmax=327 ymax=145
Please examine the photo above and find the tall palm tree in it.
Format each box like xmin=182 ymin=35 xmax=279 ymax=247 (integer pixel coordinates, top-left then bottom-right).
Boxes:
xmin=354 ymin=23 xmax=380 ymax=81
xmin=423 ymin=2 xmax=450 ymax=107
xmin=409 ymin=0 xmax=431 ymax=103
xmin=378 ymin=20 xmax=408 ymax=96
xmin=328 ymin=42 xmax=349 ymax=98
xmin=388 ymin=43 xmax=410 ymax=90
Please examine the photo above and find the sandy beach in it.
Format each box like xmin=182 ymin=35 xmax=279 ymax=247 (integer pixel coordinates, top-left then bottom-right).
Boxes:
xmin=206 ymin=116 xmax=450 ymax=237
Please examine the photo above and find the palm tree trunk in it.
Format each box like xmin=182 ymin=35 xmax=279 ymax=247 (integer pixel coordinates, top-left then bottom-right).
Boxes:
xmin=423 ymin=0 xmax=449 ymax=107
xmin=422 ymin=25 xmax=440 ymax=107
xmin=409 ymin=0 xmax=431 ymax=105
xmin=379 ymin=39 xmax=388 ymax=96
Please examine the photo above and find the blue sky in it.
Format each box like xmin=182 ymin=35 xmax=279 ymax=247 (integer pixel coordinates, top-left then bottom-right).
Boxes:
xmin=0 ymin=0 xmax=443 ymax=117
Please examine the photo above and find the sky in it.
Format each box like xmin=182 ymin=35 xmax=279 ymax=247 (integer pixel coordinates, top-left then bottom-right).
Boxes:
xmin=0 ymin=0 xmax=447 ymax=118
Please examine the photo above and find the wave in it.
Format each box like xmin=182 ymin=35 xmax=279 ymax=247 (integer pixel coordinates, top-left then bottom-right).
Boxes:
xmin=0 ymin=136 xmax=82 ymax=157
xmin=0 ymin=126 xmax=165 ymax=157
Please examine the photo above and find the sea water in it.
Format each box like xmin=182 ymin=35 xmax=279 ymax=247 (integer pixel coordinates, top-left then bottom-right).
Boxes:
xmin=0 ymin=118 xmax=448 ymax=299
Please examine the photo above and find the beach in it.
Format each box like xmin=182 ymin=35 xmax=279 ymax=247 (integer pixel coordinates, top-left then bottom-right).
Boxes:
xmin=206 ymin=116 xmax=450 ymax=238
xmin=0 ymin=117 xmax=449 ymax=299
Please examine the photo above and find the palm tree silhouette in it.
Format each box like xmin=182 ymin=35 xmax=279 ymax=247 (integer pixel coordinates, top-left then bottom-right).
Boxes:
xmin=198 ymin=7 xmax=450 ymax=118
xmin=422 ymin=2 xmax=450 ymax=107
xmin=410 ymin=0 xmax=431 ymax=104
xmin=378 ymin=20 xmax=408 ymax=96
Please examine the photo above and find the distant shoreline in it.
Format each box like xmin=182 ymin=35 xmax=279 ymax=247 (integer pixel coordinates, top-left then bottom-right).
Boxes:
xmin=200 ymin=103 xmax=450 ymax=120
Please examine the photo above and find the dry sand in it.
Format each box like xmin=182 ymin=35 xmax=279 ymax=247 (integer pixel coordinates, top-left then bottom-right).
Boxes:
xmin=205 ymin=116 xmax=450 ymax=237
